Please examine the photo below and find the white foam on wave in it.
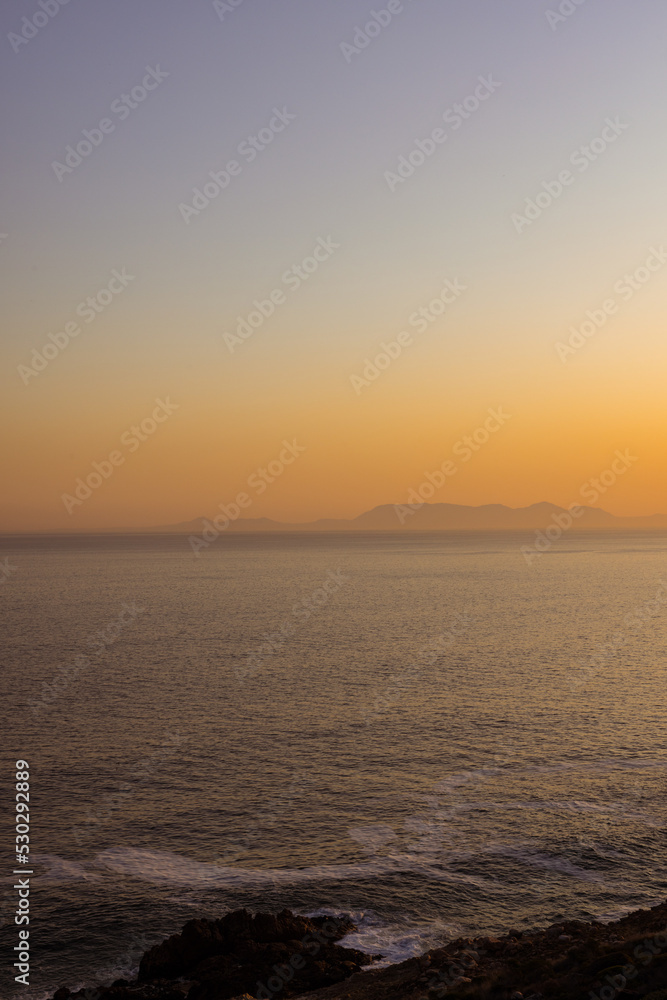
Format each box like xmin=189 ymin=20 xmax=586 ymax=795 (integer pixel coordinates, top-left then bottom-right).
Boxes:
xmin=94 ymin=845 xmax=496 ymax=889
xmin=305 ymin=906 xmax=462 ymax=968
xmin=32 ymin=836 xmax=636 ymax=901
xmin=440 ymin=798 xmax=664 ymax=827
xmin=435 ymin=758 xmax=667 ymax=789
xmin=92 ymin=850 xmax=474 ymax=970
xmin=507 ymin=758 xmax=666 ymax=776
xmin=31 ymin=853 xmax=101 ymax=884
xmin=491 ymin=846 xmax=605 ymax=883
xmin=95 ymin=846 xmax=399 ymax=888
xmin=96 ymin=842 xmax=627 ymax=894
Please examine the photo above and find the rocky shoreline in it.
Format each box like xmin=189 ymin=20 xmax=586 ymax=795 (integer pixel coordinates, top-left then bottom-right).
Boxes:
xmin=50 ymin=901 xmax=667 ymax=1000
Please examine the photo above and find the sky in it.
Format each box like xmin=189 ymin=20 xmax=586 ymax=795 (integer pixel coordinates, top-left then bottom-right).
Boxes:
xmin=2 ymin=0 xmax=667 ymax=530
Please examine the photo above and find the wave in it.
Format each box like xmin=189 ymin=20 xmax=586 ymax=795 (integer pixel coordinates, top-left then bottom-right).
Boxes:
xmin=93 ymin=842 xmax=628 ymax=895
xmin=94 ymin=845 xmax=493 ymax=889
xmin=305 ymin=906 xmax=463 ymax=967
xmin=32 ymin=853 xmax=101 ymax=883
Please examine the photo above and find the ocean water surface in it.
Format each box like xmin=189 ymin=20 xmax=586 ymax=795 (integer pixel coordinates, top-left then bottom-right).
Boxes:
xmin=1 ymin=531 xmax=666 ymax=998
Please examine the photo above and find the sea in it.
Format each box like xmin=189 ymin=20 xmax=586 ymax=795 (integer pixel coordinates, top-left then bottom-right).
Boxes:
xmin=1 ymin=530 xmax=666 ymax=999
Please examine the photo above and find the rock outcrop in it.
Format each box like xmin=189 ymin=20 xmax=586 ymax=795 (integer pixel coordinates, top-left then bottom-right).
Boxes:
xmin=51 ymin=909 xmax=373 ymax=1000
xmin=49 ymin=900 xmax=667 ymax=1000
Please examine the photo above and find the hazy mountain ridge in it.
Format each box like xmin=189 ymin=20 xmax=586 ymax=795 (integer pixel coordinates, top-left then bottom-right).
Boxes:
xmin=150 ymin=501 xmax=667 ymax=533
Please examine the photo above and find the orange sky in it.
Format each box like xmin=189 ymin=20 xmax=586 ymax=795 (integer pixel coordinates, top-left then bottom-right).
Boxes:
xmin=2 ymin=2 xmax=666 ymax=531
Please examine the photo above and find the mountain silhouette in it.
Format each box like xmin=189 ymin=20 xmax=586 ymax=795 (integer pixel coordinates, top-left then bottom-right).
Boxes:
xmin=147 ymin=502 xmax=667 ymax=533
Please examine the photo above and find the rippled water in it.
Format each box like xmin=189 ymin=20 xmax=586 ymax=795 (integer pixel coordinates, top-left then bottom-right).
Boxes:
xmin=1 ymin=531 xmax=666 ymax=998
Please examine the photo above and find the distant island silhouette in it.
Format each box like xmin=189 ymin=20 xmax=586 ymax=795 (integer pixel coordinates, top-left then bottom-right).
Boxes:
xmin=145 ymin=502 xmax=667 ymax=534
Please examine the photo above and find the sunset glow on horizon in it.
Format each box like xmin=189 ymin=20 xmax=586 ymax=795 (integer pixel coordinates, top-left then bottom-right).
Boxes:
xmin=2 ymin=0 xmax=667 ymax=530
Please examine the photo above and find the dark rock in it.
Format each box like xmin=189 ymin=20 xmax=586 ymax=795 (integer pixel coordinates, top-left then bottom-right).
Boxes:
xmin=584 ymin=950 xmax=632 ymax=975
xmin=139 ymin=918 xmax=224 ymax=980
xmin=48 ymin=899 xmax=667 ymax=1000
xmin=191 ymin=953 xmax=236 ymax=980
xmin=122 ymin=908 xmax=371 ymax=1000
